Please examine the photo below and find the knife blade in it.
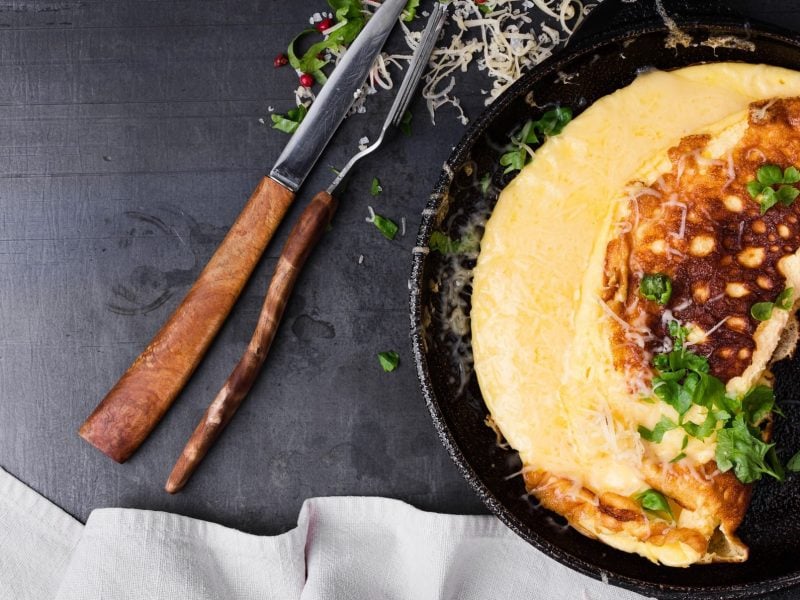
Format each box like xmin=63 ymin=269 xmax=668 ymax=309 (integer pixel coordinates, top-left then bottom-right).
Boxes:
xmin=79 ymin=0 xmax=408 ymax=463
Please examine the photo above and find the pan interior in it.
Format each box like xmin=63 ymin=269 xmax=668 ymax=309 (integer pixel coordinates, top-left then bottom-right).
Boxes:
xmin=413 ymin=23 xmax=800 ymax=598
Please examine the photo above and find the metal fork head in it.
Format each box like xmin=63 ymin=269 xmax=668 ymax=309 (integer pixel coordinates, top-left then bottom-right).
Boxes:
xmin=327 ymin=3 xmax=449 ymax=195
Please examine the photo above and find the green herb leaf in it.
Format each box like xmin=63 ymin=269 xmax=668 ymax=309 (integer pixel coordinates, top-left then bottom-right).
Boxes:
xmin=638 ymin=415 xmax=677 ymax=443
xmin=777 ymin=184 xmax=800 ymax=206
xmin=635 ymin=489 xmax=673 ymax=518
xmin=715 ymin=414 xmax=783 ymax=484
xmin=746 ymin=180 xmax=765 ymax=198
xmin=787 ymin=450 xmax=800 ymax=472
xmin=372 ymin=213 xmax=398 ymax=240
xmin=377 ymin=350 xmax=399 ymax=372
xmin=682 ymin=410 xmax=718 ymax=439
xmin=399 ymin=110 xmax=412 ymax=136
xmin=479 ymin=173 xmax=492 ymax=195
xmin=742 ymin=386 xmax=775 ymax=426
xmin=429 ymin=231 xmax=478 ymax=255
xmin=757 ymin=164 xmax=784 ymax=186
xmin=402 ymin=0 xmax=420 ymax=21
xmin=758 ymin=187 xmax=779 ymax=214
xmin=498 ymin=107 xmax=573 ymax=173
xmin=784 ymin=166 xmax=800 ymax=184
xmin=639 ymin=273 xmax=672 ymax=304
xmin=270 ymin=104 xmax=308 ymax=134
xmin=670 ymin=452 xmax=686 ymax=463
xmin=751 ymin=301 xmax=775 ymax=321
xmin=478 ymin=3 xmax=491 ymax=14
xmin=370 ymin=177 xmax=382 ymax=196
xmin=776 ymin=287 xmax=794 ymax=310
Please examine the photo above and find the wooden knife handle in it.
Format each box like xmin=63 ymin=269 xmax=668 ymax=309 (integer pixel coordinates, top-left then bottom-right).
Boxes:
xmin=165 ymin=190 xmax=337 ymax=493
xmin=79 ymin=176 xmax=295 ymax=463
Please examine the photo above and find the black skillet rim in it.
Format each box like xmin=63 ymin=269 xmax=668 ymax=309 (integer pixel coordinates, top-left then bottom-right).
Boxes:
xmin=409 ymin=19 xmax=800 ymax=600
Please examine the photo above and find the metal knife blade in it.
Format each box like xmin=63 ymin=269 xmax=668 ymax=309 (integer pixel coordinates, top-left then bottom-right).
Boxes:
xmin=269 ymin=0 xmax=408 ymax=192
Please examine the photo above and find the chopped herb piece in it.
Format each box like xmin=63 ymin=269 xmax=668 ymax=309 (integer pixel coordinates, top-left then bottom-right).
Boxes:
xmin=377 ymin=351 xmax=399 ymax=372
xmin=479 ymin=173 xmax=492 ymax=195
xmin=372 ymin=213 xmax=398 ymax=240
xmin=270 ymin=104 xmax=308 ymax=134
xmin=787 ymin=450 xmax=800 ymax=472
xmin=638 ymin=415 xmax=677 ymax=443
xmin=681 ymin=435 xmax=689 ymax=450
xmin=777 ymin=185 xmax=800 ymax=206
xmin=635 ymin=489 xmax=672 ymax=518
xmin=639 ymin=273 xmax=672 ymax=304
xmin=785 ymin=166 xmax=800 ymax=184
xmin=751 ymin=301 xmax=774 ymax=321
xmin=429 ymin=231 xmax=478 ymax=255
xmin=776 ymin=287 xmax=794 ymax=311
xmin=742 ymin=385 xmax=775 ymax=426
xmin=478 ymin=2 xmax=491 ymax=15
xmin=370 ymin=177 xmax=383 ymax=196
xmin=670 ymin=452 xmax=686 ymax=463
xmin=715 ymin=414 xmax=783 ymax=484
xmin=499 ymin=107 xmax=572 ymax=173
xmin=399 ymin=110 xmax=412 ymax=136
xmin=402 ymin=0 xmax=420 ymax=21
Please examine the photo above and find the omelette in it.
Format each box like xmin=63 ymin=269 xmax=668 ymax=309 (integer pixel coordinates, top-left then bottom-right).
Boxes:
xmin=472 ymin=63 xmax=800 ymax=566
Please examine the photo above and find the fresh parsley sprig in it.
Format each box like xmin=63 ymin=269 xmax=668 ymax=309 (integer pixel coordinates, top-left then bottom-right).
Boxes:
xmin=499 ymin=107 xmax=572 ymax=174
xmin=640 ymin=321 xmax=784 ymax=484
xmin=271 ymin=104 xmax=308 ymax=134
xmin=746 ymin=164 xmax=800 ymax=214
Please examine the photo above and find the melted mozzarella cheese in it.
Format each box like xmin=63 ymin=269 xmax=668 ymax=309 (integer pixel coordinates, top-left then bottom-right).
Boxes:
xmin=473 ymin=63 xmax=800 ymax=501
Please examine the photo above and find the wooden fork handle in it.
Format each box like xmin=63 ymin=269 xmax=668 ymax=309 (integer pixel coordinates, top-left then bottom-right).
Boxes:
xmin=165 ymin=190 xmax=337 ymax=493
xmin=79 ymin=176 xmax=295 ymax=463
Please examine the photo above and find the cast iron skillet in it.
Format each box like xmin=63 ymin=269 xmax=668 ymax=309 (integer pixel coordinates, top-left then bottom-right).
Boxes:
xmin=410 ymin=1 xmax=800 ymax=598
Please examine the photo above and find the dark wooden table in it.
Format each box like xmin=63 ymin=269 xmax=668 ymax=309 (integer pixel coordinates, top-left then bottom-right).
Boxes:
xmin=1 ymin=0 xmax=799 ymax=596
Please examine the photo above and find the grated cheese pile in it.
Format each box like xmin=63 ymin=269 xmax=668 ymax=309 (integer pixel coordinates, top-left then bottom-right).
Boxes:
xmin=288 ymin=0 xmax=596 ymax=126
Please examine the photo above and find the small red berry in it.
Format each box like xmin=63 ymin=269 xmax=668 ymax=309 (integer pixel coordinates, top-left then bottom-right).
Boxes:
xmin=316 ymin=17 xmax=334 ymax=33
xmin=273 ymin=54 xmax=288 ymax=68
xmin=299 ymin=73 xmax=314 ymax=88
xmin=475 ymin=0 xmax=486 ymax=4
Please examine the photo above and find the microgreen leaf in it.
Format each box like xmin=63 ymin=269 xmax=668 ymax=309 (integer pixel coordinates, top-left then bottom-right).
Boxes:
xmin=784 ymin=166 xmax=800 ymax=184
xmin=499 ymin=148 xmax=528 ymax=174
xmin=776 ymin=287 xmax=794 ymax=310
xmin=270 ymin=104 xmax=308 ymax=134
xmin=746 ymin=180 xmax=765 ymax=198
xmin=777 ymin=184 xmax=800 ymax=206
xmin=635 ymin=489 xmax=673 ymax=518
xmin=751 ymin=301 xmax=774 ymax=321
xmin=639 ymin=273 xmax=672 ymax=304
xmin=377 ymin=350 xmax=399 ymax=372
xmin=758 ymin=187 xmax=779 ymax=214
xmin=370 ymin=177 xmax=383 ymax=196
xmin=757 ymin=164 xmax=784 ymax=186
xmin=638 ymin=415 xmax=677 ymax=443
xmin=372 ymin=213 xmax=398 ymax=240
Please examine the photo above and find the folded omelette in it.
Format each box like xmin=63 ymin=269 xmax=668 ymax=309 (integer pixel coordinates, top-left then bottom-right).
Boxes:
xmin=472 ymin=63 xmax=800 ymax=566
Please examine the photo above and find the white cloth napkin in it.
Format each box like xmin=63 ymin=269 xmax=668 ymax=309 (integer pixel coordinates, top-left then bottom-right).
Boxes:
xmin=0 ymin=467 xmax=648 ymax=600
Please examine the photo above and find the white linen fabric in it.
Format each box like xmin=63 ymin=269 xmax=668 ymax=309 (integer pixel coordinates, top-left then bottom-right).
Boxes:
xmin=0 ymin=467 xmax=648 ymax=600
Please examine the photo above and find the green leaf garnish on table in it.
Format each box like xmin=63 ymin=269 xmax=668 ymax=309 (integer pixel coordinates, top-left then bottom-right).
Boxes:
xmin=402 ymin=0 xmax=420 ymax=21
xmin=746 ymin=164 xmax=800 ymax=214
xmin=787 ymin=450 xmax=800 ymax=472
xmin=271 ymin=104 xmax=308 ymax=134
xmin=399 ymin=110 xmax=412 ymax=136
xmin=639 ymin=273 xmax=672 ymax=304
xmin=499 ymin=107 xmax=572 ymax=174
xmin=372 ymin=213 xmax=398 ymax=240
xmin=370 ymin=177 xmax=383 ymax=196
xmin=377 ymin=351 xmax=399 ymax=372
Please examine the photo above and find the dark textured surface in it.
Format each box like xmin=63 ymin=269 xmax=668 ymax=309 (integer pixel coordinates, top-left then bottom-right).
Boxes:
xmin=0 ymin=0 xmax=799 ymax=596
xmin=412 ymin=2 xmax=800 ymax=599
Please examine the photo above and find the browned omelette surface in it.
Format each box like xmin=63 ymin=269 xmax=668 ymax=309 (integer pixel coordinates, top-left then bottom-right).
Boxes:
xmin=604 ymin=98 xmax=800 ymax=386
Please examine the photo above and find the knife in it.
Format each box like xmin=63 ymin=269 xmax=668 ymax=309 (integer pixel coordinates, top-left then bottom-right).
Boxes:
xmin=79 ymin=0 xmax=409 ymax=463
